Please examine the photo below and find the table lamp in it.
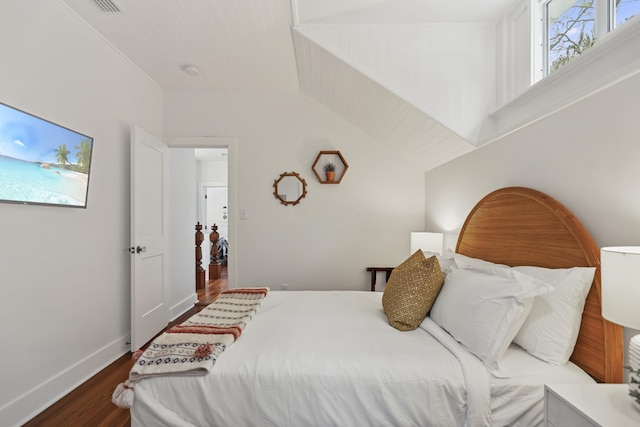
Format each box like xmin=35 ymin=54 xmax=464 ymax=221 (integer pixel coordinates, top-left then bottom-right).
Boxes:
xmin=601 ymin=246 xmax=640 ymax=407
xmin=410 ymin=232 xmax=444 ymax=256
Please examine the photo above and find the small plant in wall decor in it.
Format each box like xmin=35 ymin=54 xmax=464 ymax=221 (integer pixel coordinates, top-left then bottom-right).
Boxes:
xmin=323 ymin=162 xmax=336 ymax=182
xmin=312 ymin=150 xmax=349 ymax=184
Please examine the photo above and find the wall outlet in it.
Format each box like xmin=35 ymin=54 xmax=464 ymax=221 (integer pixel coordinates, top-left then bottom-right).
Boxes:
xmin=281 ymin=284 xmax=289 ymax=291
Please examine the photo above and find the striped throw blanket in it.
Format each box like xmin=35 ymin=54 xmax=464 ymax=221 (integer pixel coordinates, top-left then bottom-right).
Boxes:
xmin=112 ymin=287 xmax=268 ymax=408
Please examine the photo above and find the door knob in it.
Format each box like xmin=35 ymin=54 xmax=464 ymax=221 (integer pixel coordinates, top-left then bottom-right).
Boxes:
xmin=136 ymin=246 xmax=147 ymax=254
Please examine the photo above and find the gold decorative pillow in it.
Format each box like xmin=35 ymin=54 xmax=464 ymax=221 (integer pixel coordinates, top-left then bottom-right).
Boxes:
xmin=382 ymin=251 xmax=444 ymax=331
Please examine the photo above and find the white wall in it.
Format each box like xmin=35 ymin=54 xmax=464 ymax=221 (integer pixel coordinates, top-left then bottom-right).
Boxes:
xmin=163 ymin=89 xmax=427 ymax=291
xmin=200 ymin=157 xmax=229 ymax=182
xmin=0 ymin=2 xmax=163 ymax=425
xmin=425 ymin=70 xmax=640 ymax=242
xmin=495 ymin=0 xmax=531 ymax=106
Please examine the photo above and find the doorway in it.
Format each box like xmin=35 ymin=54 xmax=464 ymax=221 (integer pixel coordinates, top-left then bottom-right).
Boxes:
xmin=195 ymin=148 xmax=229 ymax=286
xmin=165 ymin=136 xmax=237 ymax=292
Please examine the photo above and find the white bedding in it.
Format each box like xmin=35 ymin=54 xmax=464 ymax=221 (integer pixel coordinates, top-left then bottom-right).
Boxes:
xmin=131 ymin=291 xmax=593 ymax=427
xmin=490 ymin=344 xmax=595 ymax=427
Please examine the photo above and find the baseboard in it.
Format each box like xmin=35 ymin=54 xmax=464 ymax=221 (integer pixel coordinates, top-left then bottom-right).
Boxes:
xmin=3 ymin=296 xmax=198 ymax=426
xmin=0 ymin=335 xmax=129 ymax=427
xmin=169 ymin=292 xmax=198 ymax=321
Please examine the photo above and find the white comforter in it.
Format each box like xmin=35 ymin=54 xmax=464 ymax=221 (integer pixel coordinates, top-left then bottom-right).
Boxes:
xmin=131 ymin=291 xmax=491 ymax=427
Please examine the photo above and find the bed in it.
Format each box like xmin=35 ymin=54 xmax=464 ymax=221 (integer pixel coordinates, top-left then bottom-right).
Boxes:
xmin=127 ymin=187 xmax=623 ymax=426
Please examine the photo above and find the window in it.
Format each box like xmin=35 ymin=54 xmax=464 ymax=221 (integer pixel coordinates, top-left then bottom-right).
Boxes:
xmin=615 ymin=0 xmax=640 ymax=28
xmin=545 ymin=0 xmax=596 ymax=75
xmin=542 ymin=0 xmax=640 ymax=75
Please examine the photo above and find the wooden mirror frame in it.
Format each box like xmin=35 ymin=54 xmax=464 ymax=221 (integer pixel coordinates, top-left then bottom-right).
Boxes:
xmin=273 ymin=172 xmax=307 ymax=206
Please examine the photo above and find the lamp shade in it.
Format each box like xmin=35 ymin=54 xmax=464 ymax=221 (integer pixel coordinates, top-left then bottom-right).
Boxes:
xmin=410 ymin=232 xmax=443 ymax=256
xmin=601 ymin=246 xmax=640 ymax=330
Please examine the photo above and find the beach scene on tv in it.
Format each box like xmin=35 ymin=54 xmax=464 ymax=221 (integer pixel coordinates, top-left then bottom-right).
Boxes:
xmin=0 ymin=103 xmax=93 ymax=207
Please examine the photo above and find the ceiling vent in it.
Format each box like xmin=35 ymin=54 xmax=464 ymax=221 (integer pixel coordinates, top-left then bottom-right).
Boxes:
xmin=92 ymin=0 xmax=122 ymax=13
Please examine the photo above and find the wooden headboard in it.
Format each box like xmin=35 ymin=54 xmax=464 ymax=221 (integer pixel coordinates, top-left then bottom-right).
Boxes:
xmin=455 ymin=187 xmax=623 ymax=383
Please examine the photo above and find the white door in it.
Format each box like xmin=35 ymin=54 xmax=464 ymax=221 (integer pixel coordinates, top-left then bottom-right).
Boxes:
xmin=130 ymin=126 xmax=169 ymax=351
xmin=204 ymin=186 xmax=228 ymax=268
xmin=206 ymin=187 xmax=229 ymax=238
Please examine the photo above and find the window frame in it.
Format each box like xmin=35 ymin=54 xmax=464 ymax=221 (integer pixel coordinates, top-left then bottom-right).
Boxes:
xmin=536 ymin=0 xmax=636 ymax=78
xmin=613 ymin=0 xmax=640 ymax=28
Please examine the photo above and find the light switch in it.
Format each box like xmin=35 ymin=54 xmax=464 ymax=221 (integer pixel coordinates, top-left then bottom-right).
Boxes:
xmin=240 ymin=208 xmax=248 ymax=220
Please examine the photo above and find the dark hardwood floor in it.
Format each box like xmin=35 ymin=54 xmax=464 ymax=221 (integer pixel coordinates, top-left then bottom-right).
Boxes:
xmin=23 ymin=269 xmax=227 ymax=427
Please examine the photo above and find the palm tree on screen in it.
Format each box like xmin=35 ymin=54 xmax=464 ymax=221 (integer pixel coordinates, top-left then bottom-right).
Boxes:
xmin=74 ymin=139 xmax=91 ymax=173
xmin=54 ymin=144 xmax=70 ymax=168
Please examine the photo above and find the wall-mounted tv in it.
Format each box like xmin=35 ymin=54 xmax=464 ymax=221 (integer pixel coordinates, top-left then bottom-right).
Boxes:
xmin=0 ymin=101 xmax=93 ymax=208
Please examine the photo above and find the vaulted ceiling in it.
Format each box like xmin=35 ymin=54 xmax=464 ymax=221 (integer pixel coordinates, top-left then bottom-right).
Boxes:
xmin=60 ymin=0 xmax=518 ymax=171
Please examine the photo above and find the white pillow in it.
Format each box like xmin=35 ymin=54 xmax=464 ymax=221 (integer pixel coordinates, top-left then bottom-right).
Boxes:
xmin=512 ymin=266 xmax=595 ymax=365
xmin=449 ymin=250 xmax=508 ymax=269
xmin=429 ymin=266 xmax=553 ymax=376
xmin=422 ymin=251 xmax=456 ymax=274
xmin=448 ymin=250 xmax=596 ymax=365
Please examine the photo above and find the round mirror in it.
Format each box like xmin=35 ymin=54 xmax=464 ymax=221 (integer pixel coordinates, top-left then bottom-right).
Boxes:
xmin=273 ymin=172 xmax=307 ymax=206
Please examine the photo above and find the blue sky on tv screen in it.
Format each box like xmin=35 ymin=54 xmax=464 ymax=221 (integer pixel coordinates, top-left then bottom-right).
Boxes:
xmin=0 ymin=103 xmax=91 ymax=165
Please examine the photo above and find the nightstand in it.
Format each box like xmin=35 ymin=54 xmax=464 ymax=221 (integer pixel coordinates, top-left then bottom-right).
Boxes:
xmin=365 ymin=267 xmax=394 ymax=292
xmin=544 ymin=384 xmax=640 ymax=426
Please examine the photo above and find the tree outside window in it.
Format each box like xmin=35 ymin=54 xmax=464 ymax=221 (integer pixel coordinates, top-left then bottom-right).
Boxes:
xmin=545 ymin=0 xmax=640 ymax=75
xmin=547 ymin=0 xmax=596 ymax=75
